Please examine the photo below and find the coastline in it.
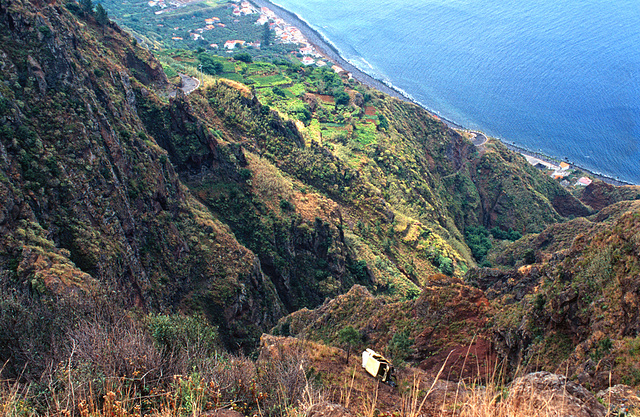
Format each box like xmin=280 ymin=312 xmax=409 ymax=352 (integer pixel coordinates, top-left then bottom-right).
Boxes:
xmin=502 ymin=142 xmax=632 ymax=187
xmin=250 ymin=0 xmax=417 ymax=103
xmin=249 ymin=0 xmax=635 ymax=187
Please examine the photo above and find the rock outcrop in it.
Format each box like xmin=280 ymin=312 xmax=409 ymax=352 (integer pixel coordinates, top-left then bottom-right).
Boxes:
xmin=306 ymin=403 xmax=354 ymax=417
xmin=509 ymin=372 xmax=606 ymax=417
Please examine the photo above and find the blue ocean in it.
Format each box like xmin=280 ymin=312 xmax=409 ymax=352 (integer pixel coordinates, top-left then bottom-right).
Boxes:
xmin=272 ymin=0 xmax=640 ymax=184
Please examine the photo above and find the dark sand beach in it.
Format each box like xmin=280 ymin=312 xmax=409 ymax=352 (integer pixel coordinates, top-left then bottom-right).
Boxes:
xmin=250 ymin=0 xmax=414 ymax=103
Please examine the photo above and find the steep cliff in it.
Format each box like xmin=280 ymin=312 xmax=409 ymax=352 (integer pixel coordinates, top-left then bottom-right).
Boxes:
xmin=471 ymin=200 xmax=640 ymax=389
xmin=0 ymin=0 xmax=611 ymax=384
xmin=0 ymin=0 xmax=285 ymax=365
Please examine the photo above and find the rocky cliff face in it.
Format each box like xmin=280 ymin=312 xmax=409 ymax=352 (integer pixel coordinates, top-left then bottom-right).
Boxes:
xmin=0 ymin=0 xmax=285 ymax=357
xmin=2 ymin=0 xmax=634 ymax=391
xmin=472 ymin=200 xmax=640 ymax=389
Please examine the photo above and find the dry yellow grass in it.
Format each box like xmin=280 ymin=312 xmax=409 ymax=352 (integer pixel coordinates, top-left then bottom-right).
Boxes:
xmin=217 ymin=78 xmax=252 ymax=97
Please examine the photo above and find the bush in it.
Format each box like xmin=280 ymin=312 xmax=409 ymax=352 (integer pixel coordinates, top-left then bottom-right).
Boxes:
xmin=147 ymin=313 xmax=219 ymax=359
xmin=388 ymin=330 xmax=413 ymax=362
xmin=465 ymin=225 xmax=492 ymax=262
xmin=38 ymin=25 xmax=52 ymax=37
xmin=199 ymin=54 xmax=224 ymax=75
xmin=279 ymin=198 xmax=294 ymax=211
xmin=490 ymin=226 xmax=522 ymax=241
xmin=234 ymin=52 xmax=253 ymax=63
xmin=334 ymin=90 xmax=350 ymax=106
xmin=439 ymin=256 xmax=454 ymax=275
xmin=272 ymin=86 xmax=286 ymax=97
xmin=65 ymin=0 xmax=81 ymax=15
xmin=377 ymin=114 xmax=389 ymax=130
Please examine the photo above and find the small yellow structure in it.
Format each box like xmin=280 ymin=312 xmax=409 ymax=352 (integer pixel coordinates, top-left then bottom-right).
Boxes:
xmin=361 ymin=349 xmax=396 ymax=386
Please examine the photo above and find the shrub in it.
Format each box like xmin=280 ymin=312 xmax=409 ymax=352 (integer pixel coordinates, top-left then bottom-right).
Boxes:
xmin=234 ymin=52 xmax=253 ymax=63
xmin=38 ymin=25 xmax=52 ymax=37
xmin=490 ymin=226 xmax=522 ymax=241
xmin=388 ymin=330 xmax=413 ymax=362
xmin=439 ymin=256 xmax=454 ymax=275
xmin=272 ymin=86 xmax=286 ymax=97
xmin=377 ymin=114 xmax=389 ymax=130
xmin=334 ymin=90 xmax=350 ymax=106
xmin=146 ymin=313 xmax=219 ymax=360
xmin=199 ymin=54 xmax=224 ymax=75
xmin=279 ymin=198 xmax=294 ymax=211
xmin=465 ymin=225 xmax=492 ymax=262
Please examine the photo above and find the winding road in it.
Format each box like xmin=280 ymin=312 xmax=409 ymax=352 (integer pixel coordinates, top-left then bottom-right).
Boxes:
xmin=469 ymin=131 xmax=488 ymax=147
xmin=169 ymin=73 xmax=200 ymax=98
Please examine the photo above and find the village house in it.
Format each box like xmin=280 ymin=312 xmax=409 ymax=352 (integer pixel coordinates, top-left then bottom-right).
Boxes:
xmin=299 ymin=45 xmax=314 ymax=55
xmin=260 ymin=7 xmax=275 ymax=18
xmin=224 ymin=40 xmax=245 ymax=49
xmin=576 ymin=177 xmax=593 ymax=186
xmin=301 ymin=56 xmax=315 ymax=65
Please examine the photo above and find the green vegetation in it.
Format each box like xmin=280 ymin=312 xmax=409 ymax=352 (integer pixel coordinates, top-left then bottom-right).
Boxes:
xmin=465 ymin=225 xmax=492 ymax=264
xmin=2 ymin=1 xmax=637 ymax=415
xmin=100 ymin=0 xmax=297 ymax=60
xmin=95 ymin=2 xmax=108 ymax=25
xmin=387 ymin=330 xmax=413 ymax=362
xmin=233 ymin=52 xmax=253 ymax=63
xmin=338 ymin=325 xmax=361 ymax=362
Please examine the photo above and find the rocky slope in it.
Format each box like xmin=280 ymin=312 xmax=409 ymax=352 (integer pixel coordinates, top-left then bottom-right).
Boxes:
xmin=0 ymin=0 xmax=286 ymax=369
xmin=1 ymin=0 xmax=636 ymax=395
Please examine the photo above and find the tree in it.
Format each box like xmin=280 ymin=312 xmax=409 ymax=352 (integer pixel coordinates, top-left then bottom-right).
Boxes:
xmin=338 ymin=326 xmax=360 ymax=363
xmin=388 ymin=330 xmax=413 ymax=362
xmin=80 ymin=0 xmax=94 ymax=15
xmin=262 ymin=23 xmax=274 ymax=47
xmin=377 ymin=114 xmax=389 ymax=130
xmin=465 ymin=225 xmax=492 ymax=262
xmin=199 ymin=54 xmax=223 ymax=75
xmin=95 ymin=3 xmax=108 ymax=26
xmin=233 ymin=52 xmax=253 ymax=63
xmin=334 ymin=90 xmax=350 ymax=106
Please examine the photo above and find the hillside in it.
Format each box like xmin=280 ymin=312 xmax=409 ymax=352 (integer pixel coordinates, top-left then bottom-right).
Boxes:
xmin=1 ymin=0 xmax=640 ymax=414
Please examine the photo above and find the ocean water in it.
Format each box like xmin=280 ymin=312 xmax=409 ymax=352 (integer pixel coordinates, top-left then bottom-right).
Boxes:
xmin=271 ymin=0 xmax=640 ymax=184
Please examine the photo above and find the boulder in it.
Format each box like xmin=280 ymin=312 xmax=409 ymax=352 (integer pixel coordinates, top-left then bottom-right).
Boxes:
xmin=596 ymin=385 xmax=640 ymax=416
xmin=199 ymin=409 xmax=243 ymax=417
xmin=306 ymin=402 xmax=354 ymax=417
xmin=509 ymin=372 xmax=606 ymax=417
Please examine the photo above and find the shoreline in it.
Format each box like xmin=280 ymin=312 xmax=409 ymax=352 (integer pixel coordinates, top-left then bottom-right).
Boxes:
xmin=249 ymin=0 xmax=635 ymax=187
